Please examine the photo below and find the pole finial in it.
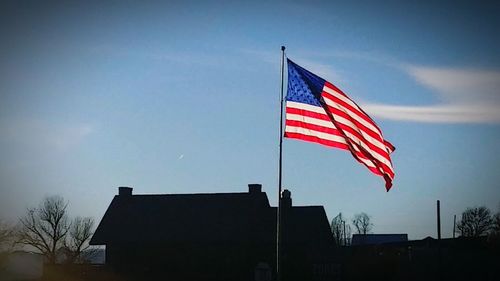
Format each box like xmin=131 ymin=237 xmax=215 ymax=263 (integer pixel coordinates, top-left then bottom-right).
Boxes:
xmin=281 ymin=46 xmax=286 ymax=51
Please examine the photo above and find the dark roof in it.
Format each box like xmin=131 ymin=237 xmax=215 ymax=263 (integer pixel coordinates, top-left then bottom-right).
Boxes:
xmin=351 ymin=234 xmax=408 ymax=246
xmin=90 ymin=188 xmax=333 ymax=247
xmin=405 ymin=236 xmax=489 ymax=248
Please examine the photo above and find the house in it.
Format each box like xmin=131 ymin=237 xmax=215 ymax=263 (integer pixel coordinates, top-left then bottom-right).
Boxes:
xmin=351 ymin=233 xmax=408 ymax=246
xmin=341 ymin=236 xmax=496 ymax=281
xmin=90 ymin=184 xmax=337 ymax=281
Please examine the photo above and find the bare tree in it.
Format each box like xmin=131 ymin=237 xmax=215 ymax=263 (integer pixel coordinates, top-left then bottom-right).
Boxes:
xmin=65 ymin=216 xmax=95 ymax=263
xmin=16 ymin=196 xmax=96 ymax=264
xmin=331 ymin=213 xmax=351 ymax=246
xmin=352 ymin=212 xmax=373 ymax=235
xmin=331 ymin=213 xmax=343 ymax=246
xmin=490 ymin=203 xmax=500 ymax=237
xmin=17 ymin=196 xmax=70 ymax=264
xmin=492 ymin=213 xmax=500 ymax=235
xmin=456 ymin=206 xmax=493 ymax=237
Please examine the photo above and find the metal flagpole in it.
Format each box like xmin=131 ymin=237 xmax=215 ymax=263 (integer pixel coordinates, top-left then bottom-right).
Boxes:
xmin=437 ymin=200 xmax=442 ymax=281
xmin=277 ymin=45 xmax=286 ymax=281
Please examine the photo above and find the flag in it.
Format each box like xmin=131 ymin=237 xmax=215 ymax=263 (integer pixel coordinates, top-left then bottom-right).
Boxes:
xmin=284 ymin=59 xmax=395 ymax=190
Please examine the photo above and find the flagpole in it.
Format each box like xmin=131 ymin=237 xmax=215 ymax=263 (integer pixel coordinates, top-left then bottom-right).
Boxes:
xmin=277 ymin=45 xmax=286 ymax=281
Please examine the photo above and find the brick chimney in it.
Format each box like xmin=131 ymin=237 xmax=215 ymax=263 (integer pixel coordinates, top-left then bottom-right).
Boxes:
xmin=118 ymin=186 xmax=133 ymax=196
xmin=281 ymin=189 xmax=292 ymax=208
xmin=248 ymin=184 xmax=262 ymax=194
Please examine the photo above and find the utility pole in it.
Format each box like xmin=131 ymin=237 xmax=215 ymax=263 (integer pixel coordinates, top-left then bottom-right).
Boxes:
xmin=343 ymin=220 xmax=346 ymax=246
xmin=453 ymin=214 xmax=456 ymax=239
xmin=437 ymin=200 xmax=441 ymax=240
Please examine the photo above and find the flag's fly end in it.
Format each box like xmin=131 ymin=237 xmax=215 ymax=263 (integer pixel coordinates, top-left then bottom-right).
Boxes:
xmin=385 ymin=175 xmax=393 ymax=192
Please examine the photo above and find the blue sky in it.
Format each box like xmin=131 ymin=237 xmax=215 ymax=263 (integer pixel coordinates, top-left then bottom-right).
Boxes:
xmin=1 ymin=0 xmax=499 ymax=239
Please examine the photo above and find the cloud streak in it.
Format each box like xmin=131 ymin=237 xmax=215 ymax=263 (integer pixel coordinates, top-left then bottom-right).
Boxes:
xmin=362 ymin=103 xmax=499 ymax=123
xmin=363 ymin=65 xmax=500 ymax=123
xmin=241 ymin=48 xmax=500 ymax=124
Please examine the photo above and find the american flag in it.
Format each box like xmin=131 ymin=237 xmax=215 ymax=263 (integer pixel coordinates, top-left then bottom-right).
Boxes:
xmin=284 ymin=59 xmax=395 ymax=190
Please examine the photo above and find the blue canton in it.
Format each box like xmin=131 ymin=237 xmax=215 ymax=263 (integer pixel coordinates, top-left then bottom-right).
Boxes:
xmin=286 ymin=59 xmax=326 ymax=107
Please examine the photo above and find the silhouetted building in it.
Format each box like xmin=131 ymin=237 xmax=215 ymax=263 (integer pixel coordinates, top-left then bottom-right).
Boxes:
xmin=341 ymin=236 xmax=497 ymax=281
xmin=90 ymin=185 xmax=337 ymax=281
xmin=351 ymin=233 xmax=408 ymax=246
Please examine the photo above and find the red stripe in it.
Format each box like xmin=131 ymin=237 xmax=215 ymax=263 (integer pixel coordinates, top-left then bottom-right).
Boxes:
xmin=322 ymin=82 xmax=396 ymax=187
xmin=287 ymin=129 xmax=394 ymax=180
xmin=286 ymin=106 xmax=330 ymax=122
xmin=323 ymin=104 xmax=386 ymax=146
xmin=285 ymin=120 xmax=344 ymax=137
xmin=322 ymin=90 xmax=383 ymax=137
xmin=337 ymin=146 xmax=385 ymax=177
xmin=288 ymin=104 xmax=393 ymax=159
xmin=324 ymin=82 xmax=383 ymax=134
xmin=350 ymin=144 xmax=395 ymax=179
xmin=356 ymin=146 xmax=395 ymax=178
xmin=320 ymin=115 xmax=392 ymax=160
xmin=384 ymin=140 xmax=395 ymax=153
xmin=286 ymin=118 xmax=394 ymax=179
xmin=365 ymin=165 xmax=384 ymax=177
xmin=324 ymin=81 xmax=348 ymax=99
xmin=287 ymin=103 xmax=386 ymax=151
xmin=286 ymin=104 xmax=394 ymax=175
xmin=284 ymin=132 xmax=349 ymax=150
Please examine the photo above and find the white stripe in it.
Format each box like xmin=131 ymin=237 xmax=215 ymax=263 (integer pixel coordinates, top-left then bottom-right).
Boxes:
xmin=330 ymin=114 xmax=387 ymax=151
xmin=286 ymin=101 xmax=325 ymax=115
xmin=321 ymin=95 xmax=391 ymax=147
xmin=286 ymin=113 xmax=337 ymax=129
xmin=288 ymin=99 xmax=392 ymax=154
xmin=349 ymin=144 xmax=393 ymax=177
xmin=284 ymin=125 xmax=347 ymax=144
xmin=348 ymin=143 xmax=378 ymax=169
xmin=323 ymin=86 xmax=361 ymax=114
xmin=340 ymin=130 xmax=393 ymax=169
xmin=286 ymin=99 xmax=390 ymax=160
xmin=386 ymin=145 xmax=395 ymax=154
xmin=286 ymin=101 xmax=393 ymax=173
xmin=322 ymin=86 xmax=383 ymax=136
xmin=286 ymin=124 xmax=382 ymax=170
xmin=350 ymin=142 xmax=394 ymax=178
xmin=320 ymin=97 xmax=390 ymax=152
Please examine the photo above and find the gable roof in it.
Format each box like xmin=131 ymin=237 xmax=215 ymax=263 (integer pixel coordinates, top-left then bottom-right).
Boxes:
xmin=90 ymin=186 xmax=333 ymax=247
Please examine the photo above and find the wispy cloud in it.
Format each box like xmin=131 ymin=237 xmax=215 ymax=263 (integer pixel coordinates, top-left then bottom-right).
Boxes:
xmin=362 ymin=102 xmax=499 ymax=123
xmin=363 ymin=65 xmax=500 ymax=123
xmin=235 ymin=48 xmax=500 ymax=124
xmin=406 ymin=66 xmax=500 ymax=104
